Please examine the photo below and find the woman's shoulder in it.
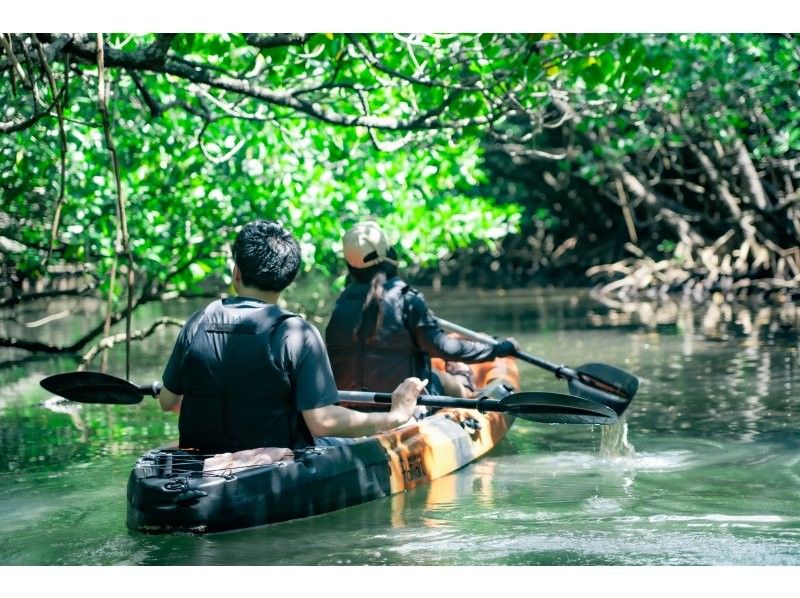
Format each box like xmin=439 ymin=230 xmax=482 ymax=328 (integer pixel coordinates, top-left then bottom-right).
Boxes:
xmin=391 ymin=278 xmax=425 ymax=300
xmin=385 ymin=275 xmax=413 ymax=290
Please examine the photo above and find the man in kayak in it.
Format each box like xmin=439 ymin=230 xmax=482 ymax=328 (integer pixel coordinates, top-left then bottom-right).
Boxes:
xmin=325 ymin=221 xmax=519 ymax=398
xmin=157 ymin=219 xmax=426 ymax=454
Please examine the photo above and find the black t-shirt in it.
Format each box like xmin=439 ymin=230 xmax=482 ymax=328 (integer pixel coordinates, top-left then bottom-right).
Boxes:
xmin=163 ymin=297 xmax=339 ymax=452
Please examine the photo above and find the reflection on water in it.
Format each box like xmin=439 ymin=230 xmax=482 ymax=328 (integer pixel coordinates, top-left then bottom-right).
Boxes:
xmin=588 ymin=292 xmax=800 ymax=336
xmin=0 ymin=289 xmax=799 ymax=565
xmin=41 ymin=397 xmax=88 ymax=442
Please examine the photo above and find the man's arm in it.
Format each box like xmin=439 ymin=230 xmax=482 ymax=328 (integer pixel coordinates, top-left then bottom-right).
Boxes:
xmin=159 ymin=386 xmax=182 ymax=413
xmin=159 ymin=308 xmax=203 ymax=414
xmin=302 ymin=377 xmax=426 ymax=438
xmin=287 ymin=318 xmax=424 ymax=438
xmin=303 ymin=405 xmax=406 ymax=438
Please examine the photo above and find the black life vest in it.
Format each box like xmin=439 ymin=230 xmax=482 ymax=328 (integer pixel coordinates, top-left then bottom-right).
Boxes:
xmin=325 ymin=277 xmax=439 ymax=393
xmin=176 ymin=298 xmax=311 ymax=453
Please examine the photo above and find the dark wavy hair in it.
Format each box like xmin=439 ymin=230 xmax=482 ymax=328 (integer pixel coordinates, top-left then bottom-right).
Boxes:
xmin=232 ymin=220 xmax=301 ymax=292
xmin=348 ymin=247 xmax=399 ymax=342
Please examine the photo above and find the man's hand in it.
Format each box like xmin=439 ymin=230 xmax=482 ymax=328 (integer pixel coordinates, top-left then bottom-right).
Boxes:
xmin=389 ymin=377 xmax=428 ymax=426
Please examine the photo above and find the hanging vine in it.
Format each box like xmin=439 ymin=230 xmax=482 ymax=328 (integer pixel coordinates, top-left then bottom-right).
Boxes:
xmin=96 ymin=33 xmax=136 ymax=379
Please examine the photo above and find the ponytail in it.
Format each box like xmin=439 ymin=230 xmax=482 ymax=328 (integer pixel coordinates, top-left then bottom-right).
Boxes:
xmin=350 ymin=247 xmax=399 ymax=343
xmin=355 ymin=271 xmax=386 ymax=342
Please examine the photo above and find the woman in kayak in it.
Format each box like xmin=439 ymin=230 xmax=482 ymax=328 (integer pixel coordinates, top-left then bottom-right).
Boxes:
xmin=157 ymin=219 xmax=426 ymax=454
xmin=325 ymin=221 xmax=519 ymax=397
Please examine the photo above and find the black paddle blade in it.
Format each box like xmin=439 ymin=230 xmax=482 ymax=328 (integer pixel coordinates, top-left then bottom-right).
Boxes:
xmin=569 ymin=364 xmax=639 ymax=416
xmin=577 ymin=363 xmax=640 ymax=399
xmin=499 ymin=392 xmax=618 ymax=425
xmin=567 ymin=378 xmax=631 ymax=416
xmin=40 ymin=371 xmax=145 ymax=405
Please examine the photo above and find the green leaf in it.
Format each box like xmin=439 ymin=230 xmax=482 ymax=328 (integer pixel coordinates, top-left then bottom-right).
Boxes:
xmin=581 ymin=63 xmax=606 ymax=88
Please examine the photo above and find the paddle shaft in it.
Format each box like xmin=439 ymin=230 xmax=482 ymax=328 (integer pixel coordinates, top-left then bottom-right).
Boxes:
xmin=138 ymin=384 xmax=510 ymax=411
xmin=436 ymin=317 xmax=578 ymax=379
xmin=138 ymin=382 xmax=162 ymax=397
xmin=44 ymin=374 xmax=503 ymax=410
xmin=40 ymin=371 xmax=618 ymax=424
xmin=337 ymin=390 xmax=504 ymax=411
xmin=338 ymin=389 xmax=618 ymax=424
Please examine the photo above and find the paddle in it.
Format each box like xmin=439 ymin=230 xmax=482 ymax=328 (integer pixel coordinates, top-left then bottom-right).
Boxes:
xmin=40 ymin=371 xmax=161 ymax=405
xmin=436 ymin=317 xmax=639 ymax=416
xmin=40 ymin=371 xmax=618 ymax=425
xmin=337 ymin=390 xmax=617 ymax=425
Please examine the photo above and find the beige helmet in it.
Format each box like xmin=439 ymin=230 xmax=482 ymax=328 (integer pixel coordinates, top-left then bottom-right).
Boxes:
xmin=342 ymin=221 xmax=398 ymax=269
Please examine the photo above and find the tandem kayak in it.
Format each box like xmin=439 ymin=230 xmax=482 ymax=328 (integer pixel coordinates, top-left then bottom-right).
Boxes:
xmin=126 ymin=357 xmax=520 ymax=534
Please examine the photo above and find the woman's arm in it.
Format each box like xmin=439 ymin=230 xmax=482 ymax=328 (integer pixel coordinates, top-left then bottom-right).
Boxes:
xmin=406 ymin=292 xmax=517 ymax=362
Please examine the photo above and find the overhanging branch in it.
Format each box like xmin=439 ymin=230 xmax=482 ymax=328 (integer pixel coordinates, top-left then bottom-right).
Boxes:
xmin=64 ymin=33 xmax=176 ymax=69
xmin=161 ymin=58 xmax=489 ymax=131
xmin=28 ymin=33 xmax=497 ymax=132
xmin=0 ymin=83 xmax=67 ymax=133
xmin=243 ymin=33 xmax=312 ymax=49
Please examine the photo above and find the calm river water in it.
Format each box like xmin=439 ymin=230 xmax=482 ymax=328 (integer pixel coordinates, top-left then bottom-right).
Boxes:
xmin=1 ymin=288 xmax=798 ymax=566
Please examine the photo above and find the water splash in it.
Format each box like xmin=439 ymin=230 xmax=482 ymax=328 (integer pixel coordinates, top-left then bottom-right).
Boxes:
xmin=600 ymin=417 xmax=635 ymax=458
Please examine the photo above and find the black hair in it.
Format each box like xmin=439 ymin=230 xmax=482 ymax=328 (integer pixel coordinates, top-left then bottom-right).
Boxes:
xmin=349 ymin=247 xmax=399 ymax=342
xmin=232 ymin=220 xmax=301 ymax=292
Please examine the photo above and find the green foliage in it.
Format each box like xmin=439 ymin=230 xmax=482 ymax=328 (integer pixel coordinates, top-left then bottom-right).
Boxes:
xmin=3 ymin=31 xmax=671 ymax=299
xmin=551 ymin=33 xmax=799 ymax=193
xmin=1 ymin=34 xmax=544 ymax=298
xmin=3 ymin=32 xmax=797 ymax=301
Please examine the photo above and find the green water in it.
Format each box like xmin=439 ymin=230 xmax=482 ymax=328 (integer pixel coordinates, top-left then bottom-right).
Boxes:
xmin=1 ymin=289 xmax=798 ymax=565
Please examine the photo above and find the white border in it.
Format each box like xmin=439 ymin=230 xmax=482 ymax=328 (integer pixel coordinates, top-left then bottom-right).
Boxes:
xmin=3 ymin=0 xmax=800 ymax=586
xmin=3 ymin=0 xmax=798 ymax=32
xmin=5 ymin=565 xmax=800 ymax=595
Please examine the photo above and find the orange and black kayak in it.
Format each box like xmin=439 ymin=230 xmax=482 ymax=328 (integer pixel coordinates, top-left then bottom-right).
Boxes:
xmin=126 ymin=357 xmax=520 ymax=534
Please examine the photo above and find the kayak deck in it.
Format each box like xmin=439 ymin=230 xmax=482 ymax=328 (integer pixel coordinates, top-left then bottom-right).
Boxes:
xmin=127 ymin=357 xmax=520 ymax=534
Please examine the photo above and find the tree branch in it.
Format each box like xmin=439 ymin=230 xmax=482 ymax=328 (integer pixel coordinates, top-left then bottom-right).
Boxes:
xmin=347 ymin=33 xmax=479 ymax=91
xmin=17 ymin=34 xmax=45 ymax=110
xmin=0 ymin=286 xmax=153 ymax=354
xmin=29 ymin=33 xmax=499 ymax=132
xmin=66 ymin=33 xmax=176 ymax=69
xmin=733 ymin=137 xmax=769 ymax=211
xmin=31 ymin=34 xmax=69 ymax=267
xmin=0 ymin=285 xmax=96 ymax=309
xmin=0 ymin=33 xmax=31 ymax=89
xmin=161 ymin=58 xmax=488 ymax=131
xmin=130 ymin=72 xmax=163 ymax=118
xmin=78 ymin=317 xmax=184 ymax=371
xmin=243 ymin=33 xmax=312 ymax=49
xmin=0 ymin=83 xmax=66 ymax=133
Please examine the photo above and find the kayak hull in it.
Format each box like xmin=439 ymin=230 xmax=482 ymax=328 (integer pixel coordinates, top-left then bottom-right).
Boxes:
xmin=127 ymin=357 xmax=520 ymax=534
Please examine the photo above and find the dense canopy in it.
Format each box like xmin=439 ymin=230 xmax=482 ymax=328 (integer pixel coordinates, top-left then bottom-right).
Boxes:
xmin=1 ymin=33 xmax=799 ymax=357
